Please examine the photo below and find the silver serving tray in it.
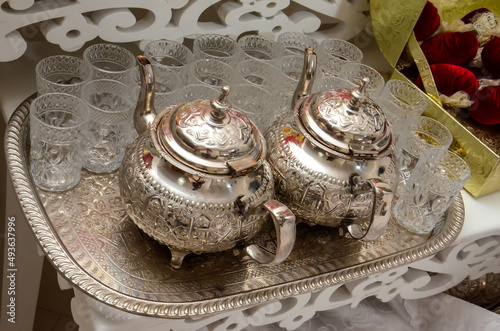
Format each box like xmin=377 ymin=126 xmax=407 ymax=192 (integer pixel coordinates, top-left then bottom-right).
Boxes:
xmin=6 ymin=95 xmax=465 ymax=318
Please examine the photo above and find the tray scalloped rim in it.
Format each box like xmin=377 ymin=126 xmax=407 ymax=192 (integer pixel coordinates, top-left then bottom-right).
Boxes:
xmin=5 ymin=94 xmax=465 ymax=318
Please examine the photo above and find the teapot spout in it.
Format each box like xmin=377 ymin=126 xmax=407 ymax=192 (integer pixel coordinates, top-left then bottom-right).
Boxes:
xmin=134 ymin=55 xmax=157 ymax=135
xmin=291 ymin=48 xmax=317 ymax=109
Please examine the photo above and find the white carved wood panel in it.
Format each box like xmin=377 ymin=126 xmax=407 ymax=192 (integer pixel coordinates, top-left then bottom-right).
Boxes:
xmin=0 ymin=0 xmax=370 ymax=62
xmin=69 ymin=232 xmax=500 ymax=331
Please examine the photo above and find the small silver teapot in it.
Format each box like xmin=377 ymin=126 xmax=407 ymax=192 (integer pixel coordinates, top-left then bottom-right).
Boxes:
xmin=119 ymin=56 xmax=296 ymax=269
xmin=266 ymin=49 xmax=397 ymax=241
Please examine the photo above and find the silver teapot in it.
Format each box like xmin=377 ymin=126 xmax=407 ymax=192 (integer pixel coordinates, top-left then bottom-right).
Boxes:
xmin=119 ymin=56 xmax=296 ymax=269
xmin=266 ymin=49 xmax=397 ymax=241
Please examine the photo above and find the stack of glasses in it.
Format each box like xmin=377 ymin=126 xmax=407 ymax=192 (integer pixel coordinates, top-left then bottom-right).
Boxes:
xmin=32 ymin=44 xmax=137 ymax=191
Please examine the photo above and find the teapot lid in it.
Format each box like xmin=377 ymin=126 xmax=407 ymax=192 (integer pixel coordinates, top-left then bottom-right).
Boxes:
xmin=154 ymin=86 xmax=266 ymax=175
xmin=295 ymin=78 xmax=393 ymax=157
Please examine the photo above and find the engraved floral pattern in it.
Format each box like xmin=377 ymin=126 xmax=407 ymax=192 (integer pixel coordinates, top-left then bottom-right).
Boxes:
xmin=266 ymin=112 xmax=397 ymax=227
xmin=175 ymin=100 xmax=253 ymax=151
xmin=120 ymin=133 xmax=272 ymax=254
xmin=317 ymin=90 xmax=384 ymax=134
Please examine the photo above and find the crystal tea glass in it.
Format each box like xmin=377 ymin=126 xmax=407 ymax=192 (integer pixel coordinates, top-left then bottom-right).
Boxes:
xmin=143 ymin=39 xmax=193 ymax=69
xmin=171 ymin=84 xmax=220 ymax=104
xmin=277 ymin=32 xmax=319 ymax=55
xmin=30 ymin=93 xmax=89 ymax=191
xmin=395 ymin=149 xmax=470 ymax=234
xmin=80 ymin=79 xmax=136 ymax=173
xmin=276 ymin=55 xmax=312 ymax=111
xmin=339 ymin=63 xmax=385 ymax=96
xmin=143 ymin=39 xmax=193 ymax=84
xmin=237 ymin=35 xmax=285 ymax=63
xmin=319 ymin=39 xmax=363 ymax=77
xmin=193 ymin=34 xmax=242 ymax=67
xmin=378 ymin=79 xmax=429 ymax=126
xmin=277 ymin=55 xmax=306 ymax=94
xmin=36 ymin=55 xmax=92 ymax=96
xmin=229 ymin=84 xmax=275 ymax=133
xmin=233 ymin=59 xmax=284 ymax=94
xmin=131 ymin=64 xmax=182 ymax=109
xmin=187 ymin=59 xmax=235 ymax=88
xmin=83 ymin=43 xmax=136 ymax=83
xmin=395 ymin=116 xmax=453 ymax=195
xmin=312 ymin=76 xmax=355 ymax=93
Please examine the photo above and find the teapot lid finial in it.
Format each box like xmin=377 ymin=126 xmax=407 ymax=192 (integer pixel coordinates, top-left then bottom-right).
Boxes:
xmin=349 ymin=77 xmax=370 ymax=108
xmin=210 ymin=85 xmax=231 ymax=122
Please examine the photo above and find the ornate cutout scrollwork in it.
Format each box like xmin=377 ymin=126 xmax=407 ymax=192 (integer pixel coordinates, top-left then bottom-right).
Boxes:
xmin=0 ymin=0 xmax=369 ymax=61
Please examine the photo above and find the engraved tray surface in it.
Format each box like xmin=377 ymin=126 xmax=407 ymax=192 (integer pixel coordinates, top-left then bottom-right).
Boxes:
xmin=6 ymin=95 xmax=465 ymax=318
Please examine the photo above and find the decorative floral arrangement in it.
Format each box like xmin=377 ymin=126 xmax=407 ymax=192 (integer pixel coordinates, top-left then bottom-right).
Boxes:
xmin=414 ymin=2 xmax=500 ymax=125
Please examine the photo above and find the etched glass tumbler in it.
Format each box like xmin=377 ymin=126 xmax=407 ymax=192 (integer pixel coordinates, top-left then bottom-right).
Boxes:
xmin=131 ymin=64 xmax=182 ymax=109
xmin=233 ymin=59 xmax=284 ymax=94
xmin=83 ymin=43 xmax=136 ymax=83
xmin=277 ymin=32 xmax=319 ymax=55
xmin=187 ymin=59 xmax=235 ymax=88
xmin=339 ymin=63 xmax=385 ymax=96
xmin=229 ymin=84 xmax=275 ymax=133
xmin=238 ymin=35 xmax=285 ymax=63
xmin=276 ymin=55 xmax=308 ymax=111
xmin=143 ymin=39 xmax=193 ymax=84
xmin=277 ymin=55 xmax=305 ymax=94
xmin=30 ymin=93 xmax=89 ymax=191
xmin=312 ymin=76 xmax=355 ymax=93
xmin=143 ymin=39 xmax=193 ymax=69
xmin=36 ymin=55 xmax=92 ymax=96
xmin=395 ymin=149 xmax=470 ymax=234
xmin=80 ymin=79 xmax=135 ymax=173
xmin=171 ymin=84 xmax=219 ymax=104
xmin=193 ymin=34 xmax=243 ymax=67
xmin=377 ymin=79 xmax=429 ymax=127
xmin=395 ymin=116 xmax=453 ymax=195
xmin=319 ymin=39 xmax=363 ymax=77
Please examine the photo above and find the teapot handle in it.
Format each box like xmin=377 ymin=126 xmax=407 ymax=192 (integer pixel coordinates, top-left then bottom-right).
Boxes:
xmin=244 ymin=200 xmax=296 ymax=265
xmin=344 ymin=178 xmax=393 ymax=241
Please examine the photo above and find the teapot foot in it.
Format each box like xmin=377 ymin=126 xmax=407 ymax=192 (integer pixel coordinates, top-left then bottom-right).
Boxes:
xmin=170 ymin=249 xmax=189 ymax=269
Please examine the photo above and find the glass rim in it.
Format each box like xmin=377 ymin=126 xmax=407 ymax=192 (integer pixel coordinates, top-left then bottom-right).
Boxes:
xmin=424 ymin=150 xmax=471 ymax=184
xmin=194 ymin=33 xmax=237 ymax=42
xmin=238 ymin=35 xmax=285 ymax=56
xmin=319 ymin=38 xmax=363 ymax=62
xmin=341 ymin=63 xmax=384 ymax=85
xmin=407 ymin=116 xmax=453 ymax=147
xmin=30 ymin=92 xmax=89 ymax=130
xmin=130 ymin=64 xmax=182 ymax=90
xmin=143 ymin=39 xmax=194 ymax=62
xmin=192 ymin=34 xmax=241 ymax=61
xmin=235 ymin=59 xmax=282 ymax=81
xmin=83 ymin=43 xmax=136 ymax=75
xmin=188 ymin=58 xmax=235 ymax=81
xmin=230 ymin=83 xmax=272 ymax=94
xmin=277 ymin=31 xmax=317 ymax=41
xmin=36 ymin=55 xmax=92 ymax=88
xmin=383 ymin=79 xmax=426 ymax=101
